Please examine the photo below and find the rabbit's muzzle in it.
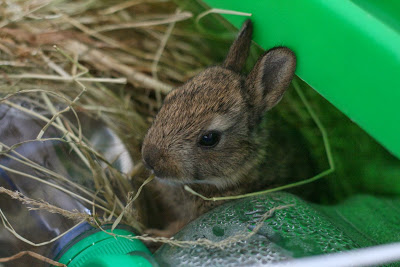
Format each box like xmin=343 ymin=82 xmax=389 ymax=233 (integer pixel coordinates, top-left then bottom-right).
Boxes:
xmin=142 ymin=144 xmax=179 ymax=179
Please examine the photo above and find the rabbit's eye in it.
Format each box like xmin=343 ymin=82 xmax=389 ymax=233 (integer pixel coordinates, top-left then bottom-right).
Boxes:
xmin=198 ymin=131 xmax=221 ymax=148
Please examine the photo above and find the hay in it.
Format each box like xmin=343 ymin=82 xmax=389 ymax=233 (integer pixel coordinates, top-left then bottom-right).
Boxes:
xmin=0 ymin=0 xmax=241 ymax=260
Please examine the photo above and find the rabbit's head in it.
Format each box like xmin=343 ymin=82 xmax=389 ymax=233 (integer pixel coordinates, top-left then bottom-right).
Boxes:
xmin=142 ymin=20 xmax=296 ymax=188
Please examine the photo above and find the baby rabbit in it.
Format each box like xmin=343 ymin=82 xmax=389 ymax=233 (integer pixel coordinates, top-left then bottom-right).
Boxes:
xmin=141 ymin=20 xmax=313 ymax=237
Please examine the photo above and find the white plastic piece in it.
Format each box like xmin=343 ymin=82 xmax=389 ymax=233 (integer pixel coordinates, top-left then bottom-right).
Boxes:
xmin=269 ymin=242 xmax=400 ymax=267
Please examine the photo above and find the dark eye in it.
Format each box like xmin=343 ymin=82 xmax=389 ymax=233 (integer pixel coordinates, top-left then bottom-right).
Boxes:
xmin=198 ymin=131 xmax=221 ymax=148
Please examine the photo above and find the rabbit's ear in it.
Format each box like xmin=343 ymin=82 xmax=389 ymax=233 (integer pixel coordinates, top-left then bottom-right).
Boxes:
xmin=246 ymin=47 xmax=296 ymax=113
xmin=222 ymin=19 xmax=253 ymax=72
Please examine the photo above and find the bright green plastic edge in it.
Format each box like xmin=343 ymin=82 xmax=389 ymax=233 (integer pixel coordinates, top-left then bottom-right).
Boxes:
xmin=83 ymin=254 xmax=154 ymax=267
xmin=57 ymin=228 xmax=151 ymax=267
xmin=201 ymin=0 xmax=400 ymax=159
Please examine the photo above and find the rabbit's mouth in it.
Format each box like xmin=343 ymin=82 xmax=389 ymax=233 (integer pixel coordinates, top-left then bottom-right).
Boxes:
xmin=153 ymin=173 xmax=211 ymax=185
xmin=148 ymin=166 xmax=181 ymax=182
xmin=152 ymin=175 xmax=192 ymax=188
xmin=155 ymin=174 xmax=234 ymax=189
xmin=154 ymin=176 xmax=186 ymax=186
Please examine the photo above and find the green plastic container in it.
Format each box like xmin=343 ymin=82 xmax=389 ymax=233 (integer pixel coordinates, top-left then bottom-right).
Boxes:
xmin=201 ymin=0 xmax=400 ymax=159
xmin=154 ymin=192 xmax=400 ymax=265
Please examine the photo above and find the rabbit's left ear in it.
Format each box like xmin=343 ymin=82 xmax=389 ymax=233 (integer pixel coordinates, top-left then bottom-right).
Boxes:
xmin=222 ymin=19 xmax=253 ymax=72
xmin=246 ymin=47 xmax=296 ymax=113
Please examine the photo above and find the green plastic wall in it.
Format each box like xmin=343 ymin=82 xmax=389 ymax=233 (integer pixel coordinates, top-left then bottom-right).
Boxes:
xmin=202 ymin=0 xmax=400 ymax=159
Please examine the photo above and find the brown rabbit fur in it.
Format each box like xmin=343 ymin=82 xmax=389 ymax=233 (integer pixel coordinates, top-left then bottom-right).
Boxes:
xmin=140 ymin=20 xmax=314 ymax=237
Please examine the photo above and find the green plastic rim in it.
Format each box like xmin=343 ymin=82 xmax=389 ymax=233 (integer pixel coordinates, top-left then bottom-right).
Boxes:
xmin=57 ymin=227 xmax=153 ymax=267
xmin=82 ymin=253 xmax=157 ymax=267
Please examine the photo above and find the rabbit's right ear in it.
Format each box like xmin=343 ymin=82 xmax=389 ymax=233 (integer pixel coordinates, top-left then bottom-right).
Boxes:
xmin=223 ymin=19 xmax=253 ymax=72
xmin=246 ymin=47 xmax=296 ymax=115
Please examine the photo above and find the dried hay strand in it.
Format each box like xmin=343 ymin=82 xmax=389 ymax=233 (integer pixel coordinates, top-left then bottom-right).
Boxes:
xmin=0 ymin=251 xmax=66 ymax=267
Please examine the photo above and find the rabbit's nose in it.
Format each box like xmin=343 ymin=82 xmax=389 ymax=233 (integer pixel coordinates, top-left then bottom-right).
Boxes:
xmin=142 ymin=144 xmax=161 ymax=171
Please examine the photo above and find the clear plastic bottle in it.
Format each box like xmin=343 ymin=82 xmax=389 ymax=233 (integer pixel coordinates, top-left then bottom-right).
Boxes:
xmin=0 ymin=102 xmax=154 ymax=267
